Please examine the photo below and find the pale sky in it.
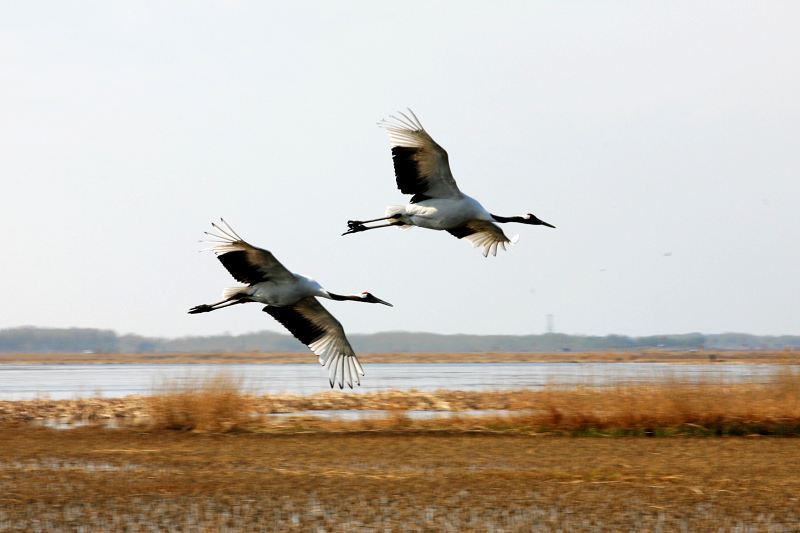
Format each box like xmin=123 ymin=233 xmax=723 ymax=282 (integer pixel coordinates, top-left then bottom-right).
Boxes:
xmin=2 ymin=2 xmax=798 ymax=338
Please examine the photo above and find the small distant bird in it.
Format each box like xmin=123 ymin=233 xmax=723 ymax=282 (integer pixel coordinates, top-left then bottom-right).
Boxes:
xmin=189 ymin=219 xmax=392 ymax=389
xmin=343 ymin=109 xmax=555 ymax=256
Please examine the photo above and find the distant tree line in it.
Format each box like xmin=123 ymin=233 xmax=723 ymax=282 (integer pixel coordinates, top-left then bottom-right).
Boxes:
xmin=1 ymin=326 xmax=799 ymax=354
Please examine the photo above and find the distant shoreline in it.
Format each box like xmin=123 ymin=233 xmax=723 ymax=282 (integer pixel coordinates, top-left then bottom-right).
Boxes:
xmin=0 ymin=350 xmax=797 ymax=365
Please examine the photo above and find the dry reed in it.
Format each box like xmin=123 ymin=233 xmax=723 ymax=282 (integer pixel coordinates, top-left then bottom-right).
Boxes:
xmin=144 ymin=373 xmax=255 ymax=432
xmin=4 ymin=368 xmax=799 ymax=435
xmin=139 ymin=368 xmax=800 ymax=435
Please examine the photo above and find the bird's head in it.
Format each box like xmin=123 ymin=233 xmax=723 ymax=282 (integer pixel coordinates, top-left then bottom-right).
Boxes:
xmin=361 ymin=291 xmax=393 ymax=306
xmin=522 ymin=213 xmax=556 ymax=228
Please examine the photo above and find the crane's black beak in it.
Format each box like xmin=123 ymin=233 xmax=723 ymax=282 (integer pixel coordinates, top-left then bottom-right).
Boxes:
xmin=528 ymin=214 xmax=556 ymax=228
xmin=365 ymin=294 xmax=393 ymax=306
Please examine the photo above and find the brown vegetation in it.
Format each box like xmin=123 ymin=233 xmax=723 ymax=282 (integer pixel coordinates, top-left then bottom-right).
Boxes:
xmin=0 ymin=428 xmax=798 ymax=531
xmin=2 ymin=370 xmax=800 ymax=530
xmin=3 ymin=368 xmax=799 ymax=436
xmin=144 ymin=373 xmax=254 ymax=432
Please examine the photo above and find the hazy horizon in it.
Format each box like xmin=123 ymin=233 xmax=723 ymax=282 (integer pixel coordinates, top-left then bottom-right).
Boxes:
xmin=4 ymin=324 xmax=799 ymax=342
xmin=3 ymin=2 xmax=798 ymax=338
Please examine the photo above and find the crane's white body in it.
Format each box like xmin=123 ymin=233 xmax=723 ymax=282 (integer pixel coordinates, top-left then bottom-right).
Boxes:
xmin=386 ymin=194 xmax=493 ymax=231
xmin=238 ymin=275 xmax=327 ymax=307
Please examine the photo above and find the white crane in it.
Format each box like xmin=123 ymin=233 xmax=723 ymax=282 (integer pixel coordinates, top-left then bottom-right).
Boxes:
xmin=189 ymin=219 xmax=392 ymax=389
xmin=343 ymin=109 xmax=555 ymax=256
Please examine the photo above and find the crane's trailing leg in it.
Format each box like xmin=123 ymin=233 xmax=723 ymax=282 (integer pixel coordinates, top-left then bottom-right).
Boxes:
xmin=342 ymin=217 xmax=403 ymax=236
xmin=188 ymin=296 xmax=246 ymax=314
xmin=350 ymin=216 xmax=397 ymax=225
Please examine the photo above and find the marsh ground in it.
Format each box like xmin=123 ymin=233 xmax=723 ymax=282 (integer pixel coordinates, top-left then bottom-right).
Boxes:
xmin=2 ymin=360 xmax=799 ymax=531
xmin=1 ymin=428 xmax=799 ymax=532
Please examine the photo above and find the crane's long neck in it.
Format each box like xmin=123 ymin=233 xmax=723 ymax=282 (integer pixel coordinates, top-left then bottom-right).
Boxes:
xmin=491 ymin=213 xmax=556 ymax=228
xmin=325 ymin=292 xmax=365 ymax=303
xmin=324 ymin=291 xmax=393 ymax=307
xmin=491 ymin=214 xmax=526 ymax=224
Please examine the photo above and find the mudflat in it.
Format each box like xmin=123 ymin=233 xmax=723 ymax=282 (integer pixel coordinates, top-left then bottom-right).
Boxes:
xmin=1 ymin=427 xmax=798 ymax=532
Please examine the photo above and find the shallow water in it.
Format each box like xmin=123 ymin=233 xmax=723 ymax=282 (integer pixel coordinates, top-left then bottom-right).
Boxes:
xmin=0 ymin=362 xmax=781 ymax=400
xmin=35 ymin=409 xmax=518 ymax=428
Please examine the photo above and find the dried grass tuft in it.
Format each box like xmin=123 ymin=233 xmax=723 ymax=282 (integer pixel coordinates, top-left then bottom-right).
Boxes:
xmin=6 ymin=368 xmax=800 ymax=436
xmin=145 ymin=373 xmax=254 ymax=432
xmin=252 ymin=368 xmax=800 ymax=435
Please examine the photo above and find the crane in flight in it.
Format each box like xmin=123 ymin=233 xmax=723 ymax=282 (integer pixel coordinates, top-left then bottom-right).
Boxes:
xmin=344 ymin=109 xmax=555 ymax=256
xmin=189 ymin=219 xmax=392 ymax=388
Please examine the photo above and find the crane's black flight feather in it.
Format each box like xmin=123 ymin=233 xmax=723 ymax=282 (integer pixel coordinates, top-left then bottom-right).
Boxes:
xmin=263 ymin=304 xmax=326 ymax=347
xmin=391 ymin=146 xmax=432 ymax=203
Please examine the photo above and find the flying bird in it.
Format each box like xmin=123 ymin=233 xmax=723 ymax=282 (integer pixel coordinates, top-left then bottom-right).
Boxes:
xmin=343 ymin=109 xmax=555 ymax=256
xmin=189 ymin=219 xmax=392 ymax=389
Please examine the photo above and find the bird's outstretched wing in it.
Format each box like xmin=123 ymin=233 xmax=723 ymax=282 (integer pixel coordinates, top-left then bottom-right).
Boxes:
xmin=263 ymin=297 xmax=364 ymax=389
xmin=447 ymin=220 xmax=517 ymax=257
xmin=378 ymin=109 xmax=461 ymax=203
xmin=203 ymin=219 xmax=295 ymax=285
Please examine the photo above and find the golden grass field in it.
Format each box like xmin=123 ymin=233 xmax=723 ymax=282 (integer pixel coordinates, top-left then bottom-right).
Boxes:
xmin=1 ymin=428 xmax=799 ymax=531
xmin=1 ymin=358 xmax=799 ymax=531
